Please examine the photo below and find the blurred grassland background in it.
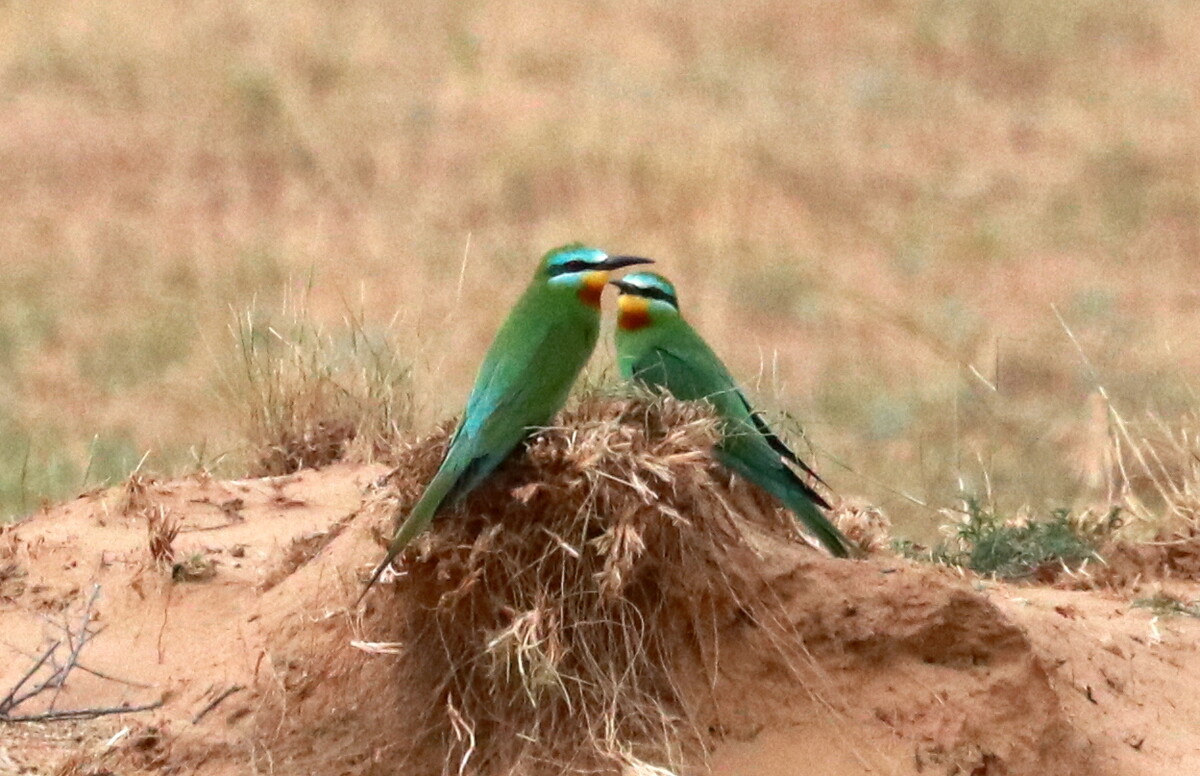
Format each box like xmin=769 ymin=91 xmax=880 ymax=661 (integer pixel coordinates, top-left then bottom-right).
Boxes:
xmin=1 ymin=0 xmax=1199 ymax=539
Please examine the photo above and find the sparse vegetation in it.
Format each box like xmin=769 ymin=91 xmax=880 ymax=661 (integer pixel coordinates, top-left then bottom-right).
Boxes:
xmin=1133 ymin=592 xmax=1200 ymax=618
xmin=145 ymin=507 xmax=179 ymax=569
xmin=896 ymin=498 xmax=1113 ymax=580
xmin=171 ymin=552 xmax=216 ymax=583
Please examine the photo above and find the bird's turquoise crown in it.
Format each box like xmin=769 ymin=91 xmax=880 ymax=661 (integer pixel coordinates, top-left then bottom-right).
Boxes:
xmin=539 ymin=244 xmax=608 ymax=278
xmin=539 ymin=244 xmax=655 ymax=283
xmin=613 ymin=271 xmax=680 ymax=310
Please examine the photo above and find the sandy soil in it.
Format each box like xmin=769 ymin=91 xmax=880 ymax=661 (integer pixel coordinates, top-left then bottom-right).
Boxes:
xmin=1 ymin=464 xmax=1198 ymax=775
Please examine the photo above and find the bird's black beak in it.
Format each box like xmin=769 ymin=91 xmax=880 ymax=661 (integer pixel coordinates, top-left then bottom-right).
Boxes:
xmin=608 ymin=278 xmax=635 ymax=294
xmin=599 ymin=255 xmax=654 ymax=271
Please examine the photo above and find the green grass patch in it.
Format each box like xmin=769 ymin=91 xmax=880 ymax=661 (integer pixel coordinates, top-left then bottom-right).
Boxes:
xmin=0 ymin=429 xmax=79 ymax=522
xmin=896 ymin=497 xmax=1111 ymax=579
xmin=1132 ymin=593 xmax=1200 ymax=619
xmin=78 ymin=307 xmax=195 ymax=392
xmin=0 ymin=418 xmax=153 ymax=522
xmin=0 ymin=275 xmax=61 ymax=370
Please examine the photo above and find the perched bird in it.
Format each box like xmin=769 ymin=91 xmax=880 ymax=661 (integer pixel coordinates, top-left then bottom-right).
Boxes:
xmin=611 ymin=272 xmax=851 ymax=557
xmin=360 ymin=245 xmax=653 ymax=599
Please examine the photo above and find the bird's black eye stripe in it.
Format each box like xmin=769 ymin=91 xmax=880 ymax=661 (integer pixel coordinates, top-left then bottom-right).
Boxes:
xmin=549 ymin=259 xmax=594 ymax=276
xmin=626 ymin=285 xmax=678 ymax=308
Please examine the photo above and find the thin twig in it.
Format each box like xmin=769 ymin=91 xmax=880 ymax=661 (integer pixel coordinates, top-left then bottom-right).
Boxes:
xmin=178 ymin=521 xmax=242 ymax=533
xmin=2 ymin=700 xmax=164 ymax=723
xmin=48 ymin=585 xmax=102 ymax=712
xmin=0 ymin=640 xmax=61 ymax=716
xmin=2 ymin=641 xmax=152 ymax=690
xmin=191 ymin=685 xmax=244 ymax=724
xmin=0 ymin=585 xmax=147 ymax=724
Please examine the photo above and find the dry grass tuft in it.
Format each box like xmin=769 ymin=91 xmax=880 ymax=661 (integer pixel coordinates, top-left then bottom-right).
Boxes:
xmin=361 ymin=395 xmax=809 ymax=775
xmin=831 ymin=498 xmax=893 ymax=555
xmin=1110 ymin=408 xmax=1200 ymax=534
xmin=117 ymin=473 xmax=155 ymax=516
xmin=117 ymin=473 xmax=182 ymax=572
xmin=1072 ymin=404 xmax=1200 ymax=585
xmin=221 ymin=300 xmax=416 ymax=477
xmin=145 ymin=506 xmax=179 ymax=568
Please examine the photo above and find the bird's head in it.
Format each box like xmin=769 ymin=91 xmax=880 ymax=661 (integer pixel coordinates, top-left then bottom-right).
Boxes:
xmin=610 ymin=272 xmax=680 ymax=331
xmin=537 ymin=244 xmax=654 ymax=308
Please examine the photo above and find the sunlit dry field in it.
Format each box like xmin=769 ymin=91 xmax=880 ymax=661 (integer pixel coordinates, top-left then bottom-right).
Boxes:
xmin=2 ymin=0 xmax=1199 ymax=538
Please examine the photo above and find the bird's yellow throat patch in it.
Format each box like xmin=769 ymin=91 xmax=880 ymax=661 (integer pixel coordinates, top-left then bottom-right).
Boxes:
xmin=617 ymin=294 xmax=651 ymax=330
xmin=577 ymin=271 xmax=608 ymax=308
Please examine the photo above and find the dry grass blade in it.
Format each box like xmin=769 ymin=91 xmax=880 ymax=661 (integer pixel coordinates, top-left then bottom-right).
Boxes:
xmin=145 ymin=506 xmax=179 ymax=568
xmin=348 ymin=640 xmax=404 ymax=655
xmin=1056 ymin=309 xmax=1200 ymax=543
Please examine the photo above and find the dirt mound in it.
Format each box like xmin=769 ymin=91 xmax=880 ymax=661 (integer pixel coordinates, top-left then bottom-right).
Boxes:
xmin=713 ymin=551 xmax=1085 ymax=775
xmin=257 ymin=398 xmax=803 ymax=775
xmin=3 ymin=400 xmax=1200 ymax=775
xmin=254 ymin=550 xmax=1090 ymax=776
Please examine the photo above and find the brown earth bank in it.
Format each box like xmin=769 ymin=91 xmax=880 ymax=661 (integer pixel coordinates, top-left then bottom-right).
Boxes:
xmin=1 ymin=463 xmax=1199 ymax=775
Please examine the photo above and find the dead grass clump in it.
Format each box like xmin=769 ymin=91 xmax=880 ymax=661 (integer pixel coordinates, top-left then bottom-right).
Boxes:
xmin=118 ymin=473 xmax=185 ymax=577
xmin=145 ymin=506 xmax=179 ymax=568
xmin=1064 ymin=402 xmax=1200 ymax=586
xmin=1089 ymin=525 xmax=1200 ymax=588
xmin=361 ymin=395 xmax=804 ymax=776
xmin=830 ymin=498 xmax=892 ymax=554
xmin=117 ymin=473 xmax=155 ymax=516
xmin=1112 ymin=409 xmax=1200 ymax=533
xmin=221 ymin=301 xmax=416 ymax=477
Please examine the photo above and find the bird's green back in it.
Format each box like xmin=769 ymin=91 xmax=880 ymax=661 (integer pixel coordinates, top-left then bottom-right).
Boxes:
xmin=613 ymin=273 xmax=850 ymax=557
xmin=616 ymin=313 xmax=747 ymax=421
xmin=615 ymin=313 xmax=793 ymax=474
xmin=446 ymin=275 xmax=601 ymax=499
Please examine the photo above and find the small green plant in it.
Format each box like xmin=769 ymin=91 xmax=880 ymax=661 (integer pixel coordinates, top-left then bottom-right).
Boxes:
xmin=896 ymin=497 xmax=1110 ymax=580
xmin=0 ymin=420 xmax=78 ymax=522
xmin=1132 ymin=593 xmax=1200 ymax=619
xmin=172 ymin=551 xmax=217 ymax=582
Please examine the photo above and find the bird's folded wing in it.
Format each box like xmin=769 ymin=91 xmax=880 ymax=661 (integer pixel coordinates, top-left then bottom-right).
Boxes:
xmin=444 ymin=322 xmax=592 ymax=501
xmin=741 ymin=397 xmax=828 ymax=489
xmin=636 ymin=345 xmax=830 ymax=502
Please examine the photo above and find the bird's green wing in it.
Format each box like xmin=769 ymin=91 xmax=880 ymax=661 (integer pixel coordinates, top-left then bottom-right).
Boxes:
xmin=628 ymin=343 xmax=826 ymax=498
xmin=624 ymin=337 xmax=740 ymax=410
xmin=442 ymin=314 xmax=597 ymax=502
xmin=625 ymin=338 xmax=846 ymax=555
xmin=741 ymin=397 xmax=830 ymax=495
xmin=628 ymin=336 xmax=820 ymax=473
xmin=358 ymin=315 xmax=597 ymax=600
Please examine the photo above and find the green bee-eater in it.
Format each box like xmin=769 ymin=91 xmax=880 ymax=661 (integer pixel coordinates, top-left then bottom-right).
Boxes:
xmin=360 ymin=245 xmax=653 ymax=598
xmin=611 ymin=272 xmax=851 ymax=558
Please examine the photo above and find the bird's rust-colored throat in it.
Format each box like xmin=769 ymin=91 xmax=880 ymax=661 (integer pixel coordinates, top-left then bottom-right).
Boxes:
xmin=577 ymin=271 xmax=608 ymax=308
xmin=617 ymin=294 xmax=651 ymax=330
